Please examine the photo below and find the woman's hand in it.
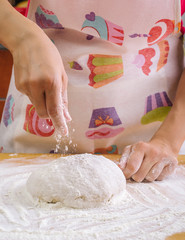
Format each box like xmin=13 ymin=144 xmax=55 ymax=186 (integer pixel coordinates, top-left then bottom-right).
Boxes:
xmin=119 ymin=139 xmax=178 ymax=182
xmin=12 ymin=23 xmax=71 ymax=135
xmin=0 ymin=0 xmax=71 ymax=135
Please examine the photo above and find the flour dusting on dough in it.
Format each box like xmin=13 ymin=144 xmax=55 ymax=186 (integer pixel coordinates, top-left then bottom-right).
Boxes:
xmin=26 ymin=154 xmax=126 ymax=208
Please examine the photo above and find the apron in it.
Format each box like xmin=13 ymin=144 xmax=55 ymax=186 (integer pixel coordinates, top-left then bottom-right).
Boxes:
xmin=0 ymin=0 xmax=183 ymax=153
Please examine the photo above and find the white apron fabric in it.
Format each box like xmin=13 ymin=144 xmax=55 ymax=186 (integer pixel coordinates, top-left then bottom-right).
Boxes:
xmin=0 ymin=0 xmax=184 ymax=154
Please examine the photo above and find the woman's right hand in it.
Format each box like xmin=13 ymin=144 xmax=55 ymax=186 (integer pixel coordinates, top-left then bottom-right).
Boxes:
xmin=12 ymin=22 xmax=71 ymax=135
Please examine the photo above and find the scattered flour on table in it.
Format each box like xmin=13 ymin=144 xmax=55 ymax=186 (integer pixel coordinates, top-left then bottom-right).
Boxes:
xmin=0 ymin=156 xmax=185 ymax=240
xmin=26 ymin=154 xmax=126 ymax=208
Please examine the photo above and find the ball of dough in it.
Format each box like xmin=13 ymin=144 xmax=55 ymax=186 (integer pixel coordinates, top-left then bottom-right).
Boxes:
xmin=26 ymin=154 xmax=126 ymax=208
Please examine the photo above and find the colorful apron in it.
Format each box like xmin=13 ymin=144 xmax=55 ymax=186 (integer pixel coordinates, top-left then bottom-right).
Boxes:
xmin=0 ymin=0 xmax=184 ymax=154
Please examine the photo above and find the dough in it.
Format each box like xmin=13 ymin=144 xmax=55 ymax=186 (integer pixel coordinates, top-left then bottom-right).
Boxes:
xmin=26 ymin=154 xmax=126 ymax=208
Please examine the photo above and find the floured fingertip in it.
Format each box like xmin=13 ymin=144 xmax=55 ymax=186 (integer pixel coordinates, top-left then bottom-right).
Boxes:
xmin=119 ymin=154 xmax=129 ymax=169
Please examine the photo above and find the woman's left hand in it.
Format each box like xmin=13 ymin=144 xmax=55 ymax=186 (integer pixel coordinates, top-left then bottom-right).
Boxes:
xmin=119 ymin=139 xmax=178 ymax=182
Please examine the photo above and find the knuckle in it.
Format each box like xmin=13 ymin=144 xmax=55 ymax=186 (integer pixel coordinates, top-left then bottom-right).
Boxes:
xmin=127 ymin=162 xmax=137 ymax=173
xmin=36 ymin=72 xmax=57 ymax=89
xmin=15 ymin=80 xmax=27 ymax=94
xmin=44 ymin=75 xmax=55 ymax=85
xmin=147 ymin=148 xmax=161 ymax=161
xmin=152 ymin=150 xmax=161 ymax=158
xmin=40 ymin=76 xmax=54 ymax=89
xmin=136 ymin=141 xmax=147 ymax=151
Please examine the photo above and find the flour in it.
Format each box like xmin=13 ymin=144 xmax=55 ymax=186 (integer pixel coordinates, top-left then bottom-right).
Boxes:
xmin=54 ymin=132 xmax=62 ymax=153
xmin=53 ymin=126 xmax=77 ymax=153
xmin=0 ymin=157 xmax=185 ymax=240
xmin=26 ymin=154 xmax=126 ymax=208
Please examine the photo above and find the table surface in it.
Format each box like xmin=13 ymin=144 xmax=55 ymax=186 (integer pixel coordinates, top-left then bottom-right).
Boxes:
xmin=0 ymin=153 xmax=185 ymax=240
xmin=0 ymin=153 xmax=185 ymax=163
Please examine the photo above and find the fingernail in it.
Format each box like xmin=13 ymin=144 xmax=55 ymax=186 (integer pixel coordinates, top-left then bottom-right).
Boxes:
xmin=132 ymin=176 xmax=143 ymax=183
xmin=145 ymin=176 xmax=153 ymax=182
xmin=66 ymin=111 xmax=72 ymax=122
xmin=63 ymin=107 xmax=72 ymax=122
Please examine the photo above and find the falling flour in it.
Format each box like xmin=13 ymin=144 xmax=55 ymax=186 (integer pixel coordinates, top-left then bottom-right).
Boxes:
xmin=53 ymin=127 xmax=77 ymax=154
xmin=0 ymin=156 xmax=185 ymax=240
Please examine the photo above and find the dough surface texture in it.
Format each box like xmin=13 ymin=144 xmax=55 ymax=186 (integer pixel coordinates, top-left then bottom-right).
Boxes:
xmin=26 ymin=154 xmax=126 ymax=208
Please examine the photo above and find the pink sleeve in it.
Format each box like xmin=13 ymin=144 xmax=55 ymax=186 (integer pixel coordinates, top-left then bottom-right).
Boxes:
xmin=25 ymin=0 xmax=31 ymax=17
xmin=182 ymin=0 xmax=185 ymax=15
xmin=181 ymin=0 xmax=185 ymax=34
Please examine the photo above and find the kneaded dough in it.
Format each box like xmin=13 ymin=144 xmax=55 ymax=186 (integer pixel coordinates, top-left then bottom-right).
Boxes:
xmin=26 ymin=154 xmax=126 ymax=208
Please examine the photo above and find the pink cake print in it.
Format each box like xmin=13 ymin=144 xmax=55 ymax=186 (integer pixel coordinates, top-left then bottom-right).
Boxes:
xmin=133 ymin=48 xmax=156 ymax=76
xmin=147 ymin=19 xmax=174 ymax=46
xmin=3 ymin=94 xmax=15 ymax=127
xmin=23 ymin=104 xmax=55 ymax=137
xmin=86 ymin=107 xmax=124 ymax=140
xmin=133 ymin=39 xmax=170 ymax=75
xmin=87 ymin=54 xmax=123 ymax=88
xmin=141 ymin=91 xmax=172 ymax=124
xmin=157 ymin=40 xmax=169 ymax=71
xmin=93 ymin=145 xmax=118 ymax=154
xmin=35 ymin=5 xmax=64 ymax=29
xmin=82 ymin=12 xmax=124 ymax=46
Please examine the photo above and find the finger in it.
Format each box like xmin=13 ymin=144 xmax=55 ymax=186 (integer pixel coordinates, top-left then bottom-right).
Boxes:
xmin=62 ymin=70 xmax=68 ymax=91
xmin=145 ymin=157 xmax=178 ymax=182
xmin=144 ymin=159 xmax=167 ymax=182
xmin=63 ymin=104 xmax=72 ymax=122
xmin=45 ymin=82 xmax=68 ymax=136
xmin=29 ymin=91 xmax=48 ymax=118
xmin=62 ymin=89 xmax=72 ymax=122
xmin=118 ymin=145 xmax=131 ymax=169
xmin=62 ymin=72 xmax=72 ymax=122
xmin=14 ymin=69 xmax=48 ymax=118
xmin=132 ymin=156 xmax=159 ymax=182
xmin=122 ymin=144 xmax=145 ymax=180
xmin=157 ymin=157 xmax=178 ymax=181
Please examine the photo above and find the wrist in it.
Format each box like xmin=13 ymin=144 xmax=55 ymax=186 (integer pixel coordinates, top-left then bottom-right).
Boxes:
xmin=12 ymin=21 xmax=43 ymax=52
xmin=151 ymin=108 xmax=185 ymax=155
xmin=0 ymin=2 xmax=39 ymax=53
xmin=6 ymin=18 xmax=36 ymax=53
xmin=150 ymin=133 xmax=179 ymax=156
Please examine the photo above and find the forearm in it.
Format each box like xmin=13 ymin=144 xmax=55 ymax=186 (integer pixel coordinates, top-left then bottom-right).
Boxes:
xmin=0 ymin=0 xmax=36 ymax=52
xmin=152 ymin=68 xmax=185 ymax=154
